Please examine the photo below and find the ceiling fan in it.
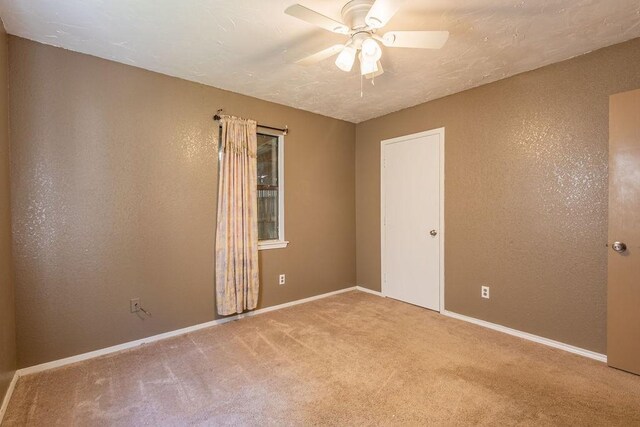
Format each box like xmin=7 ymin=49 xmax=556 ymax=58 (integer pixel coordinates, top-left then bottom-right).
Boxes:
xmin=285 ymin=0 xmax=449 ymax=79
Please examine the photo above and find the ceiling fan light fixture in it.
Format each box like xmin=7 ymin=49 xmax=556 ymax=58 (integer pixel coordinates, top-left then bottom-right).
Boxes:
xmin=366 ymin=61 xmax=384 ymax=79
xmin=361 ymin=37 xmax=382 ymax=62
xmin=286 ymin=1 xmax=448 ymax=85
xmin=335 ymin=45 xmax=357 ymax=72
xmin=359 ymin=55 xmax=379 ymax=76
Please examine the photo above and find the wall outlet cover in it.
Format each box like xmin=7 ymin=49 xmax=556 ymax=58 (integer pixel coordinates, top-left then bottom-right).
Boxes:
xmin=481 ymin=286 xmax=490 ymax=299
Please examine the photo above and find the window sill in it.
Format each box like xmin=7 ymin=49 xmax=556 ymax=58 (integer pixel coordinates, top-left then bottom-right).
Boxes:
xmin=258 ymin=240 xmax=289 ymax=251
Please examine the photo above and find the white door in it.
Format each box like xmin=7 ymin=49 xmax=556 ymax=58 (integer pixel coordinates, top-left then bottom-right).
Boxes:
xmin=382 ymin=130 xmax=443 ymax=311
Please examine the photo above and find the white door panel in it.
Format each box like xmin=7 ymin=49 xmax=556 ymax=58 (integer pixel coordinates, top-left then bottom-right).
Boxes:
xmin=382 ymin=131 xmax=441 ymax=311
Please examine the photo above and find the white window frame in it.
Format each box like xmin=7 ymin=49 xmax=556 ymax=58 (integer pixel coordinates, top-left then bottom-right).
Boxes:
xmin=257 ymin=127 xmax=288 ymax=250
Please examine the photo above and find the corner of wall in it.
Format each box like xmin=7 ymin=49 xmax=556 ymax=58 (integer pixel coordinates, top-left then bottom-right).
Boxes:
xmin=0 ymin=15 xmax=17 ymax=411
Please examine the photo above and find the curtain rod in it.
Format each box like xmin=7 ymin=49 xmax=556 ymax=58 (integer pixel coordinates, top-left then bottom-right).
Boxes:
xmin=213 ymin=109 xmax=289 ymax=135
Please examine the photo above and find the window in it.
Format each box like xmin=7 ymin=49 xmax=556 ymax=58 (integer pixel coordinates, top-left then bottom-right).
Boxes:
xmin=257 ymin=130 xmax=288 ymax=250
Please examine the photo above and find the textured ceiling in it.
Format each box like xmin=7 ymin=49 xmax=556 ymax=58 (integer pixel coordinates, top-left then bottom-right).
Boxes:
xmin=1 ymin=0 xmax=639 ymax=123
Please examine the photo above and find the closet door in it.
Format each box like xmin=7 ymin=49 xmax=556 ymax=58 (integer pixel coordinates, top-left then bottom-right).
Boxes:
xmin=608 ymin=88 xmax=640 ymax=375
xmin=381 ymin=129 xmax=443 ymax=312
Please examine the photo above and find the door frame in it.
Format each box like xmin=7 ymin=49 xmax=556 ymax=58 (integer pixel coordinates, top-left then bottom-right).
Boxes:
xmin=380 ymin=127 xmax=445 ymax=312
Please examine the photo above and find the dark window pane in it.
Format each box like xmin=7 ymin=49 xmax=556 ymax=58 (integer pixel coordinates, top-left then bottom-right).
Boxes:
xmin=257 ymin=133 xmax=278 ymax=241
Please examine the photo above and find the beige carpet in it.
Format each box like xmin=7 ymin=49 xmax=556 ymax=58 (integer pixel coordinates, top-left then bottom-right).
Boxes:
xmin=3 ymin=291 xmax=640 ymax=426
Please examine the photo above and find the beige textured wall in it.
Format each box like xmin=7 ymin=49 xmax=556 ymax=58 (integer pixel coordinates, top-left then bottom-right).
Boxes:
xmin=9 ymin=37 xmax=356 ymax=368
xmin=356 ymin=37 xmax=640 ymax=354
xmin=0 ymin=19 xmax=16 ymax=402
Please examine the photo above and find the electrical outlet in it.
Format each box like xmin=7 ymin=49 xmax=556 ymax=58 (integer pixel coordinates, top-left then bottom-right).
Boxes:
xmin=481 ymin=286 xmax=490 ymax=299
xmin=130 ymin=298 xmax=141 ymax=313
xmin=279 ymin=274 xmax=286 ymax=285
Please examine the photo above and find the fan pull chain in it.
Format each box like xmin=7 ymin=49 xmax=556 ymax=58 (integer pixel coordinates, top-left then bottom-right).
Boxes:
xmin=360 ymin=73 xmax=363 ymax=98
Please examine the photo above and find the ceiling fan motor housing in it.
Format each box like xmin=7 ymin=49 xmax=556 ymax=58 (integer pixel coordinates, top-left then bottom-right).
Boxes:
xmin=341 ymin=0 xmax=375 ymax=31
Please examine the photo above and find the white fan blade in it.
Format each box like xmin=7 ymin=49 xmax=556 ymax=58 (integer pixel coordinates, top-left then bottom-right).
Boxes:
xmin=381 ymin=31 xmax=449 ymax=49
xmin=285 ymin=4 xmax=349 ymax=34
xmin=296 ymin=44 xmax=345 ymax=65
xmin=365 ymin=0 xmax=405 ymax=29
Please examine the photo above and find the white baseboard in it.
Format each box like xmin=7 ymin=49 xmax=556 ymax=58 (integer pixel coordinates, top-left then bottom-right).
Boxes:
xmin=17 ymin=286 xmax=358 ymax=377
xmin=9 ymin=285 xmax=607 ymax=415
xmin=355 ymin=285 xmax=384 ymax=297
xmin=441 ymin=310 xmax=607 ymax=363
xmin=357 ymin=288 xmax=606 ymax=363
xmin=0 ymin=371 xmax=19 ymax=424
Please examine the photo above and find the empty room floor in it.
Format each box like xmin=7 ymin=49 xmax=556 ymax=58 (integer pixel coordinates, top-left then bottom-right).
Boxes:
xmin=3 ymin=291 xmax=640 ymax=426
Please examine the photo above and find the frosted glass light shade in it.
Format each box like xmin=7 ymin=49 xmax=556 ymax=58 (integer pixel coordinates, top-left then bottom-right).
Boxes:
xmin=360 ymin=57 xmax=379 ymax=75
xmin=361 ymin=38 xmax=382 ymax=62
xmin=335 ymin=46 xmax=356 ymax=72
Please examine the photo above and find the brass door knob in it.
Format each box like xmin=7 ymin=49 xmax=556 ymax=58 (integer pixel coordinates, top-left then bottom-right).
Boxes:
xmin=430 ymin=230 xmax=438 ymax=237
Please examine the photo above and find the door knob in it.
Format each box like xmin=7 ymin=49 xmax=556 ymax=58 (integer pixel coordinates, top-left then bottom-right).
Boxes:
xmin=430 ymin=230 xmax=438 ymax=237
xmin=612 ymin=242 xmax=627 ymax=253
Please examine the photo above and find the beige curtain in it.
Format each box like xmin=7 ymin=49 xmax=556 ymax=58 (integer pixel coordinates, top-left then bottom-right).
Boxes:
xmin=215 ymin=116 xmax=260 ymax=315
